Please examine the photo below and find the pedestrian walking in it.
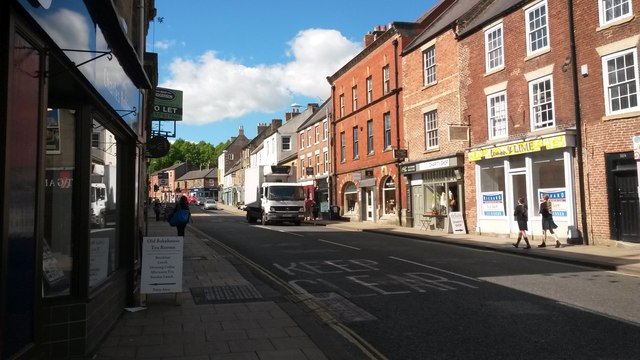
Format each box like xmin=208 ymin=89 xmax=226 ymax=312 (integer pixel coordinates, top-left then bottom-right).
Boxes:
xmin=512 ymin=197 xmax=531 ymax=249
xmin=538 ymin=194 xmax=561 ymax=248
xmin=172 ymin=195 xmax=191 ymax=236
xmin=305 ymin=196 xmax=314 ymax=220
xmin=153 ymin=199 xmax=162 ymax=221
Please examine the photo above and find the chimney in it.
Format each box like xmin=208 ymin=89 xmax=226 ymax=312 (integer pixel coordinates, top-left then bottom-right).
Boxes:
xmin=271 ymin=119 xmax=283 ymax=129
xmin=238 ymin=126 xmax=244 ymax=137
xmin=307 ymin=103 xmax=319 ymax=111
xmin=364 ymin=31 xmax=375 ymax=48
xmin=257 ymin=122 xmax=268 ymax=134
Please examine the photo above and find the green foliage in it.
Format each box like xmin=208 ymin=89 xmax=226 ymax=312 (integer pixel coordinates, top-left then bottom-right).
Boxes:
xmin=148 ymin=138 xmax=230 ymax=173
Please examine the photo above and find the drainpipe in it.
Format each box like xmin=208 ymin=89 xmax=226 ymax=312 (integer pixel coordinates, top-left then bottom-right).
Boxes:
xmin=329 ymin=83 xmax=338 ymax=216
xmin=393 ymin=38 xmax=403 ymax=227
xmin=568 ymin=0 xmax=589 ymax=245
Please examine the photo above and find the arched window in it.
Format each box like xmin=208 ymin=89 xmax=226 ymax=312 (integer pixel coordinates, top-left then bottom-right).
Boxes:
xmin=343 ymin=182 xmax=358 ymax=215
xmin=382 ymin=177 xmax=396 ymax=215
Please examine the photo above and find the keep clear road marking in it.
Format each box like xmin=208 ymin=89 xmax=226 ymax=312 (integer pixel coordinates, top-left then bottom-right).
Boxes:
xmin=318 ymin=239 xmax=361 ymax=250
xmin=389 ymin=256 xmax=482 ymax=283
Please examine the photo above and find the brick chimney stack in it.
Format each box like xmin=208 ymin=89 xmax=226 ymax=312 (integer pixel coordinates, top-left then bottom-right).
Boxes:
xmin=257 ymin=122 xmax=268 ymax=134
xmin=238 ymin=126 xmax=244 ymax=137
xmin=363 ymin=25 xmax=387 ymax=48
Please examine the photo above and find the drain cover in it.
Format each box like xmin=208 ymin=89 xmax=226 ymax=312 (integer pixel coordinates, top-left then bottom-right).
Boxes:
xmin=190 ymin=285 xmax=263 ymax=304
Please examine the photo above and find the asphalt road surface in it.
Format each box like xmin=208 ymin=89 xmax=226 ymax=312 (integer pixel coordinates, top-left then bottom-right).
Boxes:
xmin=190 ymin=207 xmax=640 ymax=360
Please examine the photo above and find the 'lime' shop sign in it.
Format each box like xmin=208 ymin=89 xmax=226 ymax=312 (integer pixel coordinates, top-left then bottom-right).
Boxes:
xmin=153 ymin=87 xmax=183 ymax=121
xmin=468 ymin=135 xmax=567 ymax=161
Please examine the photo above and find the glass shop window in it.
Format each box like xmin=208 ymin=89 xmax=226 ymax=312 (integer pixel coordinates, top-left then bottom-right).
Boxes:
xmin=343 ymin=182 xmax=358 ymax=215
xmin=383 ymin=177 xmax=396 ymax=215
xmin=532 ymin=150 xmax=565 ymax=205
xmin=43 ymin=109 xmax=76 ymax=297
xmin=89 ymin=118 xmax=120 ymax=290
xmin=480 ymin=160 xmax=505 ymax=192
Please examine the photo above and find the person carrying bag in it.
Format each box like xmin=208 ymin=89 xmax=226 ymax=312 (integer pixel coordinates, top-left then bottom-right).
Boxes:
xmin=169 ymin=196 xmax=191 ymax=236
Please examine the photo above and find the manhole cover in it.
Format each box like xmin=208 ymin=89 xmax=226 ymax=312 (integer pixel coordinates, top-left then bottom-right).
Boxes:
xmin=190 ymin=285 xmax=263 ymax=304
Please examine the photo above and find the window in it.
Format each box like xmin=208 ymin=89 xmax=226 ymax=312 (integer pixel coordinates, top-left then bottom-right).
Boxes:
xmin=314 ymin=125 xmax=319 ymax=143
xmin=226 ymin=153 xmax=234 ymax=160
xmin=599 ymin=0 xmax=633 ymax=25
xmin=323 ymin=120 xmax=328 ymax=140
xmin=425 ymin=110 xmax=438 ymax=149
xmin=323 ymin=150 xmax=329 ymax=173
xmin=526 ymin=1 xmax=549 ymax=55
xmin=487 ymin=91 xmax=508 ymax=139
xmin=316 ymin=154 xmax=321 ymax=174
xmin=352 ymin=126 xmax=359 ymax=159
xmin=343 ymin=182 xmax=358 ymax=215
xmin=423 ymin=46 xmax=436 ymax=85
xmin=92 ymin=132 xmax=100 ymax=148
xmin=382 ymin=177 xmax=396 ymax=215
xmin=485 ymin=23 xmax=504 ymax=72
xmin=339 ymin=94 xmax=345 ymax=117
xmin=367 ymin=120 xmax=374 ymax=154
xmin=300 ymin=132 xmax=305 ymax=148
xmin=529 ymin=75 xmax=555 ymax=129
xmin=384 ymin=113 xmax=392 ymax=149
xmin=282 ymin=136 xmax=291 ymax=150
xmin=366 ymin=76 xmax=373 ymax=104
xmin=383 ymin=65 xmax=390 ymax=94
xmin=602 ymin=49 xmax=639 ymax=115
xmin=340 ymin=132 xmax=346 ymax=162
xmin=532 ymin=150 xmax=566 ymax=207
xmin=352 ymin=86 xmax=358 ymax=111
xmin=307 ymin=129 xmax=311 ymax=148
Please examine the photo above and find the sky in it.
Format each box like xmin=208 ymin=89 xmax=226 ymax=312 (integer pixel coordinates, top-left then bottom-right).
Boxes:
xmin=151 ymin=0 xmax=439 ymax=146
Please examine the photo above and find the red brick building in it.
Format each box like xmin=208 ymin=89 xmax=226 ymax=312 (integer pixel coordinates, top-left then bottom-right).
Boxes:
xmin=328 ymin=23 xmax=419 ymax=224
xmin=400 ymin=0 xmax=478 ymax=231
xmin=458 ymin=0 xmax=582 ymax=240
xmin=572 ymin=0 xmax=640 ymax=243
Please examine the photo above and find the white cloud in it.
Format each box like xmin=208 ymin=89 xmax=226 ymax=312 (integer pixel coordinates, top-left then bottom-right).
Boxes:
xmin=154 ymin=39 xmax=176 ymax=50
xmin=160 ymin=29 xmax=361 ymax=125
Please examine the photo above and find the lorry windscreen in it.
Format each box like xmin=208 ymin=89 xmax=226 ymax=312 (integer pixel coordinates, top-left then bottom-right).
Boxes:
xmin=267 ymin=186 xmax=305 ymax=200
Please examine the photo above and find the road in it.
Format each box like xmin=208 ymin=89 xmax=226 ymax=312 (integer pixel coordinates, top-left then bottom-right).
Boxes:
xmin=190 ymin=207 xmax=640 ymax=360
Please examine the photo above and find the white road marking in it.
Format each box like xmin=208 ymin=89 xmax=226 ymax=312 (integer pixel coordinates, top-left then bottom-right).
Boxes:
xmin=318 ymin=239 xmax=361 ymax=250
xmin=389 ymin=256 xmax=482 ymax=282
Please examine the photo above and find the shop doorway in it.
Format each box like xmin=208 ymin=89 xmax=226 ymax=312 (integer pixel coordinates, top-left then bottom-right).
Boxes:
xmin=607 ymin=153 xmax=639 ymax=242
xmin=364 ymin=187 xmax=374 ymax=221
xmin=510 ymin=172 xmax=527 ymax=234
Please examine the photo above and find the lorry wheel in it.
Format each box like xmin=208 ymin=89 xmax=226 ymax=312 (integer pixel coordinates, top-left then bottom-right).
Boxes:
xmin=261 ymin=212 xmax=269 ymax=225
xmin=247 ymin=213 xmax=257 ymax=224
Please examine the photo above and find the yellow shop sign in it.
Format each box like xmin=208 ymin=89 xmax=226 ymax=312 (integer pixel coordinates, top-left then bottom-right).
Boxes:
xmin=468 ymin=135 xmax=567 ymax=161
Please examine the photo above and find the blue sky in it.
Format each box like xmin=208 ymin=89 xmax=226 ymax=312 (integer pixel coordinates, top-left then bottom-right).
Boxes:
xmin=151 ymin=0 xmax=439 ymax=146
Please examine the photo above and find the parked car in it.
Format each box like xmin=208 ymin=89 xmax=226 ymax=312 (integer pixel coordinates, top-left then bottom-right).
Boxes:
xmin=187 ymin=196 xmax=198 ymax=204
xmin=195 ymin=197 xmax=205 ymax=206
xmin=203 ymin=198 xmax=217 ymax=210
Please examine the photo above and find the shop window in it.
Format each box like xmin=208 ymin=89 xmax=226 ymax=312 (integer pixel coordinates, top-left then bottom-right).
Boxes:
xmin=480 ymin=160 xmax=505 ymax=192
xmin=89 ymin=118 xmax=120 ymax=290
xmin=532 ymin=150 xmax=565 ymax=206
xmin=43 ymin=109 xmax=76 ymax=297
xmin=383 ymin=177 xmax=396 ymax=215
xmin=343 ymin=182 xmax=358 ymax=215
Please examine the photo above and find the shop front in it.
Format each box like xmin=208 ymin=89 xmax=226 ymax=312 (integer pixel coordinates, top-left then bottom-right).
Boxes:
xmin=401 ymin=154 xmax=464 ymax=232
xmin=468 ymin=133 xmax=577 ymax=239
xmin=2 ymin=1 xmax=154 ymax=358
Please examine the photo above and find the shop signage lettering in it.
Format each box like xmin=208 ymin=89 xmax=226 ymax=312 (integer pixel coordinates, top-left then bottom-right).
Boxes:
xmin=481 ymin=191 xmax=505 ymax=217
xmin=469 ymin=135 xmax=567 ymax=161
xmin=141 ymin=237 xmax=183 ymax=294
xmin=153 ymin=87 xmax=184 ymax=121
xmin=418 ymin=158 xmax=450 ymax=171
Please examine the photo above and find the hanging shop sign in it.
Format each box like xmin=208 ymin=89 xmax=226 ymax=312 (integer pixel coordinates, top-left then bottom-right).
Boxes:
xmin=468 ymin=135 xmax=568 ymax=161
xmin=147 ymin=136 xmax=171 ymax=158
xmin=153 ymin=87 xmax=184 ymax=121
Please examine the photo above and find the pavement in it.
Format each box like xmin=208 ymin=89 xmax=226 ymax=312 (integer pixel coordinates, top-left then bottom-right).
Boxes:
xmin=91 ymin=203 xmax=640 ymax=360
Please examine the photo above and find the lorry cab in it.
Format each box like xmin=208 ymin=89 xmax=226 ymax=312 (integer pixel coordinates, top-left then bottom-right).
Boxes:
xmin=90 ymin=182 xmax=107 ymax=228
xmin=246 ymin=182 xmax=305 ymax=225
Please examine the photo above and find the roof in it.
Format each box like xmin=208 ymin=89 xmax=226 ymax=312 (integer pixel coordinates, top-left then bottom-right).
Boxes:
xmin=457 ymin=0 xmax=523 ymax=38
xmin=151 ymin=162 xmax=186 ymax=175
xmin=403 ymin=0 xmax=483 ymax=54
xmin=298 ymin=98 xmax=332 ymax=130
xmin=176 ymin=168 xmax=217 ymax=181
xmin=226 ymin=159 xmax=243 ymax=175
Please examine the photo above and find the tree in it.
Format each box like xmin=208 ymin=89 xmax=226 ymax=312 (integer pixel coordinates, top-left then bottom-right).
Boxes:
xmin=148 ymin=138 xmax=228 ymax=173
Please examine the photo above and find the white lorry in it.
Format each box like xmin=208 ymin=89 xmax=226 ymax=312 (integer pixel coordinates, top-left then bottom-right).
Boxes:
xmin=90 ymin=182 xmax=107 ymax=228
xmin=245 ymin=182 xmax=306 ymax=225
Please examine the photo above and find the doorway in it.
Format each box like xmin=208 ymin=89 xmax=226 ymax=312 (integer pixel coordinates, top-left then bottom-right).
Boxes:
xmin=510 ymin=172 xmax=527 ymax=233
xmin=364 ymin=187 xmax=374 ymax=221
xmin=607 ymin=153 xmax=639 ymax=242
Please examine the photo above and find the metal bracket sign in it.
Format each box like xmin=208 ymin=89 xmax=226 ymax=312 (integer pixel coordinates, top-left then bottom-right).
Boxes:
xmin=141 ymin=237 xmax=183 ymax=294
